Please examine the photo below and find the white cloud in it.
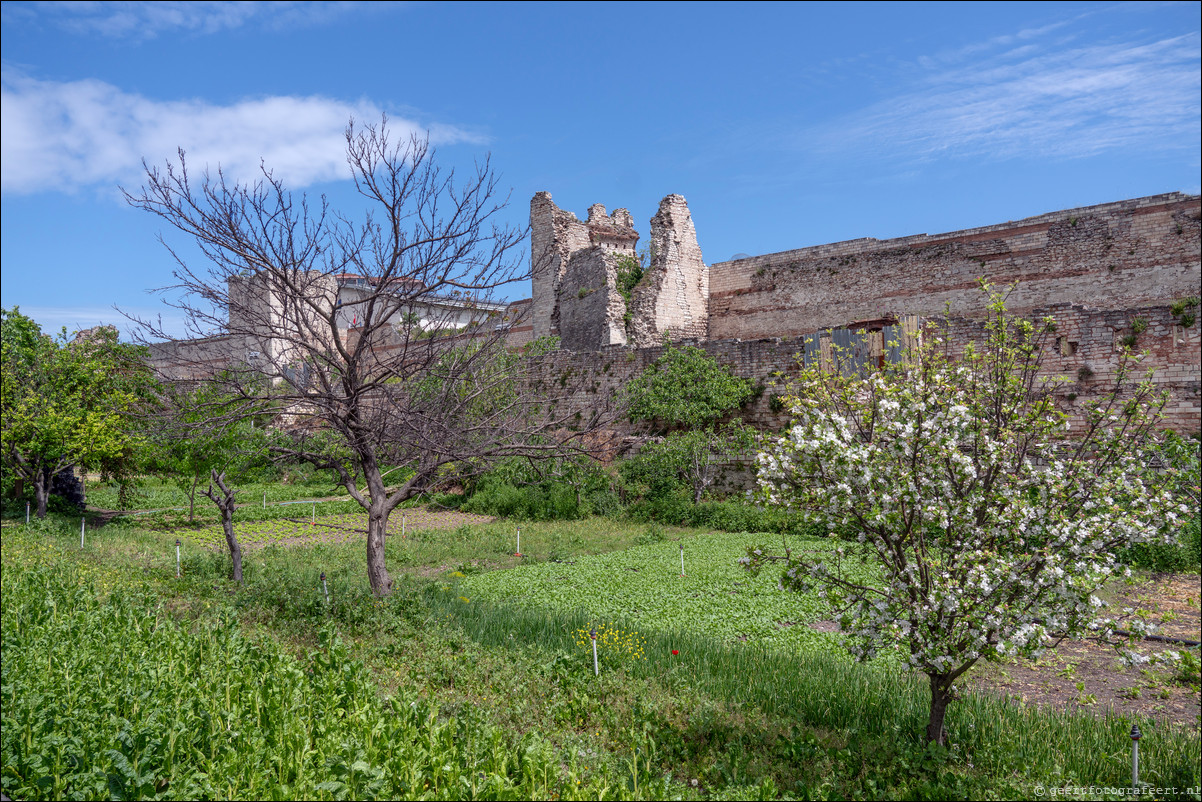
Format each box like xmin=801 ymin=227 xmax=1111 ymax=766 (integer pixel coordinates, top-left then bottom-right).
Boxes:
xmin=5 ymin=1 xmax=377 ymax=39
xmin=0 ymin=71 xmax=486 ymax=195
xmin=812 ymin=30 xmax=1201 ymax=163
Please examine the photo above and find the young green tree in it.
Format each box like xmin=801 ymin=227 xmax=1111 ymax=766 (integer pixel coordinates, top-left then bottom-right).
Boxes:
xmin=1 ymin=308 xmax=152 ymax=518
xmin=626 ymin=341 xmax=756 ymax=433
xmin=152 ymin=381 xmax=269 ymax=581
xmin=621 ymin=425 xmax=756 ymax=504
xmin=151 ymin=380 xmax=268 ymax=523
xmin=745 ymin=286 xmax=1187 ymax=745
xmin=196 ymin=430 xmax=263 ymax=583
xmin=625 ymin=342 xmax=756 ymax=504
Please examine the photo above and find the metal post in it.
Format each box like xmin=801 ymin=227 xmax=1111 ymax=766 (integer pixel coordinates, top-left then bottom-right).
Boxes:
xmin=26 ymin=502 xmax=30 ymax=524
xmin=321 ymin=571 xmax=329 ymax=606
xmin=1131 ymin=723 xmax=1141 ymax=790
xmin=263 ymin=491 xmax=266 ymax=509
xmin=590 ymin=627 xmax=598 ymax=676
xmin=680 ymin=543 xmax=685 ymax=576
xmin=80 ymin=517 xmax=85 ymax=548
xmin=175 ymin=539 xmax=181 ymax=578
xmin=516 ymin=526 xmax=521 ymax=556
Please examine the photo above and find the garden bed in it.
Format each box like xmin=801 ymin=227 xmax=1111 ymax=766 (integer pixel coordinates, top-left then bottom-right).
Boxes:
xmin=969 ymin=574 xmax=1201 ymax=728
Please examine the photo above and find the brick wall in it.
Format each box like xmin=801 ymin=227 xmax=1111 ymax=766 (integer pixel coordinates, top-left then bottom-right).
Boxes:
xmin=709 ymin=193 xmax=1201 ymax=340
xmin=525 ymin=300 xmax=1200 ymax=437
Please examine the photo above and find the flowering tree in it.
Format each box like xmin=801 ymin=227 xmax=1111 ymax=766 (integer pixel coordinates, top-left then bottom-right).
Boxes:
xmin=745 ymin=287 xmax=1186 ymax=745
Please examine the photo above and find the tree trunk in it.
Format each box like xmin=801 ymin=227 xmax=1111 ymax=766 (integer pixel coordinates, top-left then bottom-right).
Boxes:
xmin=188 ymin=474 xmax=199 ymax=523
xmin=926 ymin=674 xmax=953 ymax=745
xmin=202 ymin=470 xmax=242 ymax=583
xmin=221 ymin=502 xmax=242 ymax=583
xmin=366 ymin=507 xmax=393 ymax=596
xmin=34 ymin=468 xmax=49 ymax=519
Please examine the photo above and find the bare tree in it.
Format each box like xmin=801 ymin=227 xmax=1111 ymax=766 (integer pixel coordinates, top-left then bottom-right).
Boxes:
xmin=200 ymin=469 xmax=243 ymax=583
xmin=125 ymin=119 xmax=616 ymax=595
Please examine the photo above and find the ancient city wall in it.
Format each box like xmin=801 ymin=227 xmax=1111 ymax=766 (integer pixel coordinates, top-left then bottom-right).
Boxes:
xmin=526 ymin=300 xmax=1200 ymax=438
xmin=150 ymin=191 xmax=1200 ymax=438
xmin=708 ymin=193 xmax=1201 ymax=340
xmin=937 ymin=302 xmax=1200 ymax=434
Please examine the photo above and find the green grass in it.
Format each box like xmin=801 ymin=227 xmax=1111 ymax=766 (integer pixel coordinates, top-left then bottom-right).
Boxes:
xmin=460 ymin=530 xmax=876 ymax=657
xmin=3 ymin=512 xmax=1199 ymax=801
xmin=87 ymin=472 xmax=348 ymax=511
xmin=1 ymin=552 xmax=685 ymax=800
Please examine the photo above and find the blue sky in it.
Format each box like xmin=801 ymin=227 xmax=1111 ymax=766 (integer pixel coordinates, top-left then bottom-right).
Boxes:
xmin=2 ymin=1 xmax=1198 ymax=338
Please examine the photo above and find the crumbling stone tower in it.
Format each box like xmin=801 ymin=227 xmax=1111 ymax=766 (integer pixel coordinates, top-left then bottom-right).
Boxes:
xmin=628 ymin=194 xmax=709 ymax=347
xmin=530 ymin=192 xmax=708 ymax=350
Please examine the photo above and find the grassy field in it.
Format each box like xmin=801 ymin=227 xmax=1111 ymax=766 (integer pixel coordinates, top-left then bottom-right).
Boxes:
xmin=3 ymin=507 xmax=1199 ymax=800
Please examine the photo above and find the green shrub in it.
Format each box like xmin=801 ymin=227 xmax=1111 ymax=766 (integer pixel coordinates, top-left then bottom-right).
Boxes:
xmin=1120 ymin=516 xmax=1201 ymax=573
xmin=460 ymin=457 xmax=616 ymax=521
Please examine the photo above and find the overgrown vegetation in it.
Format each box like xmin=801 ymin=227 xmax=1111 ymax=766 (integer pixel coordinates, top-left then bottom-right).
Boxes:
xmin=1 ymin=307 xmax=153 ymax=517
xmin=3 ymin=514 xmax=1198 ymax=801
xmin=614 ymin=253 xmax=645 ymax=325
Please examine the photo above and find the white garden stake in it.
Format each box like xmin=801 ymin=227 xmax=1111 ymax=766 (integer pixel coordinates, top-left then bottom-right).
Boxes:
xmin=80 ymin=517 xmax=85 ymax=548
xmin=263 ymin=491 xmax=266 ymax=509
xmin=26 ymin=502 xmax=30 ymax=524
xmin=175 ymin=539 xmax=181 ymax=578
xmin=516 ymin=526 xmax=521 ymax=556
xmin=590 ymin=627 xmax=599 ymax=676
xmin=680 ymin=543 xmax=685 ymax=576
xmin=321 ymin=571 xmax=330 ymax=606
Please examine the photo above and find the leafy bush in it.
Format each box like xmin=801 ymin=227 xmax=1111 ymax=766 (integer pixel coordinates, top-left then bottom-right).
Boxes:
xmin=624 ymin=492 xmax=822 ymax=536
xmin=1120 ymin=515 xmax=1201 ymax=573
xmin=626 ymin=341 xmax=756 ymax=431
xmin=461 ymin=457 xmax=617 ymax=521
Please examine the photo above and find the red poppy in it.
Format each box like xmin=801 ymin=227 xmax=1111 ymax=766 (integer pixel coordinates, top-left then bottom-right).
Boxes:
xmin=672 ymin=650 xmax=679 ymax=655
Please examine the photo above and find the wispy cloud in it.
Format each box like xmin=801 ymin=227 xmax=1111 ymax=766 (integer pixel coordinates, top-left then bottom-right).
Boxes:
xmin=2 ymin=1 xmax=378 ymax=40
xmin=0 ymin=71 xmax=487 ymax=195
xmin=811 ymin=29 xmax=1200 ymax=163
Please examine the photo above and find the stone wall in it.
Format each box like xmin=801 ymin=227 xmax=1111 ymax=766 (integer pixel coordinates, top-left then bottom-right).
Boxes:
xmin=524 ymin=300 xmax=1200 ymax=437
xmin=530 ymin=192 xmax=636 ymax=341
xmin=708 ymin=193 xmax=1200 ymax=340
xmin=937 ymin=302 xmax=1201 ymax=434
xmin=556 ymin=246 xmax=629 ymax=350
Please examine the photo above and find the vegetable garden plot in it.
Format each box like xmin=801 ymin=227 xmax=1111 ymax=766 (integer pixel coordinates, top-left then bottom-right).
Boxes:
xmin=461 ymin=532 xmax=884 ymax=658
xmin=184 ymin=508 xmax=496 ymax=550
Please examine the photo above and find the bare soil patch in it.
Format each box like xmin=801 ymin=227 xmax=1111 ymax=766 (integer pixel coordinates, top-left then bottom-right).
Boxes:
xmin=967 ymin=574 xmax=1201 ymax=728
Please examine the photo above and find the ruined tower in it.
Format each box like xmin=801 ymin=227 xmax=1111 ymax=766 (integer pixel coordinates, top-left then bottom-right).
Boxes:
xmin=628 ymin=194 xmax=709 ymax=347
xmin=529 ymin=192 xmax=708 ymax=350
